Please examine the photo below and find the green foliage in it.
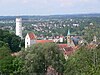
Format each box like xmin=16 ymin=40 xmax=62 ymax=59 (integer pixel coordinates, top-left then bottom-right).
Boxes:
xmin=11 ymin=57 xmax=24 ymax=74
xmin=18 ymin=43 xmax=66 ymax=74
xmin=21 ymin=39 xmax=25 ymax=48
xmin=10 ymin=35 xmax=21 ymax=52
xmin=0 ymin=41 xmax=8 ymax=47
xmin=64 ymin=47 xmax=100 ymax=75
xmin=0 ymin=46 xmax=14 ymax=74
xmin=0 ymin=29 xmax=21 ymax=52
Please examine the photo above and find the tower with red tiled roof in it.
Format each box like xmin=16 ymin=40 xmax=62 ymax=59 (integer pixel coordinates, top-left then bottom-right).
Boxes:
xmin=25 ymin=32 xmax=37 ymax=48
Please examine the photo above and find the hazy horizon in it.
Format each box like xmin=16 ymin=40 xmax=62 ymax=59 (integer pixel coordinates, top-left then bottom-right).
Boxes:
xmin=0 ymin=13 xmax=100 ymax=16
xmin=0 ymin=0 xmax=100 ymax=16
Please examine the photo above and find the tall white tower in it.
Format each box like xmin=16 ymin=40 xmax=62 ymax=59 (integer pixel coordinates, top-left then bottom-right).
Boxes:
xmin=16 ymin=18 xmax=23 ymax=39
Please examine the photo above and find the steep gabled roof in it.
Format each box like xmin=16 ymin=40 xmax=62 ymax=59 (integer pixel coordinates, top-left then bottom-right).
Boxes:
xmin=28 ymin=32 xmax=36 ymax=40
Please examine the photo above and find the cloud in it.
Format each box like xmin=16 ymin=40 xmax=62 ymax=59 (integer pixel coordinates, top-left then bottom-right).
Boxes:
xmin=0 ymin=0 xmax=99 ymax=15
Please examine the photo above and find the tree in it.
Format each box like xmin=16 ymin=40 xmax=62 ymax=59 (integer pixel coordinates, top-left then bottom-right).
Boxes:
xmin=0 ymin=45 xmax=14 ymax=74
xmin=0 ymin=41 xmax=7 ymax=47
xmin=0 ymin=29 xmax=21 ymax=52
xmin=10 ymin=35 xmax=21 ymax=52
xmin=64 ymin=47 xmax=100 ymax=75
xmin=11 ymin=57 xmax=24 ymax=75
xmin=18 ymin=43 xmax=66 ymax=75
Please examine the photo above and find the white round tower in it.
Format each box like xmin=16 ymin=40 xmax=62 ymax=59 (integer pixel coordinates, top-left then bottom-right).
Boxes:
xmin=16 ymin=18 xmax=23 ymax=39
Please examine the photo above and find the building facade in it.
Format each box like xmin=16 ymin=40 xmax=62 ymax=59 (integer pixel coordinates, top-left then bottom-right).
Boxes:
xmin=25 ymin=32 xmax=36 ymax=48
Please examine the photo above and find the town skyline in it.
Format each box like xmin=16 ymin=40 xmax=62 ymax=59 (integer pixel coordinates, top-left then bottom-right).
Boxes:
xmin=0 ymin=0 xmax=100 ymax=16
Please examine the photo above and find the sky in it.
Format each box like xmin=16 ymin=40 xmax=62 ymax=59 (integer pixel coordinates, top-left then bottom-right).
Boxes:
xmin=0 ymin=0 xmax=100 ymax=16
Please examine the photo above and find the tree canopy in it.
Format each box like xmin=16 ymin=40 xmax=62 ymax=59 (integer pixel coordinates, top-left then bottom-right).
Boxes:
xmin=0 ymin=45 xmax=14 ymax=74
xmin=64 ymin=46 xmax=100 ymax=75
xmin=16 ymin=43 xmax=66 ymax=75
xmin=0 ymin=29 xmax=21 ymax=52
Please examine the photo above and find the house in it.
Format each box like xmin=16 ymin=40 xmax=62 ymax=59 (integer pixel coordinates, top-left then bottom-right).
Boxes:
xmin=25 ymin=32 xmax=37 ymax=48
xmin=25 ymin=32 xmax=53 ymax=48
xmin=25 ymin=30 xmax=79 ymax=58
xmin=59 ymin=36 xmax=64 ymax=43
xmin=58 ymin=44 xmax=79 ymax=54
xmin=58 ymin=44 xmax=78 ymax=60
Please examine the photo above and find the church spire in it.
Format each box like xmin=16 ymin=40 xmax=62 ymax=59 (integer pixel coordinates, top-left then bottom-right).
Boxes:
xmin=67 ymin=29 xmax=70 ymax=35
xmin=67 ymin=29 xmax=75 ymax=47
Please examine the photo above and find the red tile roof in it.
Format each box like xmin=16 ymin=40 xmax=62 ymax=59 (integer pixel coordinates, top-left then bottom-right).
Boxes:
xmin=64 ymin=47 xmax=74 ymax=56
xmin=58 ymin=44 xmax=77 ymax=56
xmin=58 ymin=44 xmax=68 ymax=48
xmin=28 ymin=32 xmax=36 ymax=40
xmin=36 ymin=40 xmax=53 ymax=44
